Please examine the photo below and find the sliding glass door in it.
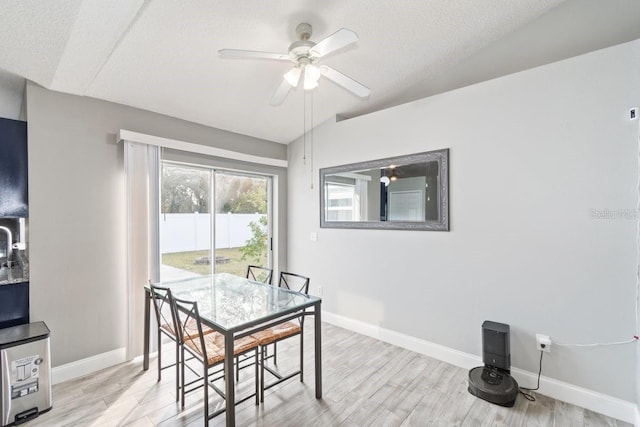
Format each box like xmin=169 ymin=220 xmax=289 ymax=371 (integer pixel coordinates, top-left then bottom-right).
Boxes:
xmin=160 ymin=163 xmax=211 ymax=280
xmin=213 ymin=171 xmax=271 ymax=276
xmin=160 ymin=162 xmax=272 ymax=281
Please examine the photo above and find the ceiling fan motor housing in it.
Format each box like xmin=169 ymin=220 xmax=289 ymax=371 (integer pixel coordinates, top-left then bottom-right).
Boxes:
xmin=289 ymin=23 xmax=317 ymax=64
xmin=295 ymin=23 xmax=312 ymax=40
xmin=289 ymin=40 xmax=316 ymax=63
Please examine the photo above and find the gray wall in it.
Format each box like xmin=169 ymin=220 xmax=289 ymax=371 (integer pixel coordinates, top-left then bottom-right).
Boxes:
xmin=287 ymin=39 xmax=640 ymax=401
xmin=25 ymin=82 xmax=286 ymax=366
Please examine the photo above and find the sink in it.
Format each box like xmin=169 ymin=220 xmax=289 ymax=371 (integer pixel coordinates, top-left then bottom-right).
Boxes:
xmin=0 ymin=252 xmax=27 ymax=284
xmin=0 ymin=265 xmax=23 ymax=283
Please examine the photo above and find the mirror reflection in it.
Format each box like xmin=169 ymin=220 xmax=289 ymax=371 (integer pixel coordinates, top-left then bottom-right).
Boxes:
xmin=320 ymin=149 xmax=448 ymax=231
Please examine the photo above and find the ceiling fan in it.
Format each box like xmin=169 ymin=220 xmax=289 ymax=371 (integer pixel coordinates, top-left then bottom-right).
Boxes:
xmin=219 ymin=23 xmax=371 ymax=106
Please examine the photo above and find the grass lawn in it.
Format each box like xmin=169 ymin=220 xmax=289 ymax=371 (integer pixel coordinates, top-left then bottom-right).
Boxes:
xmin=162 ymin=248 xmax=266 ymax=277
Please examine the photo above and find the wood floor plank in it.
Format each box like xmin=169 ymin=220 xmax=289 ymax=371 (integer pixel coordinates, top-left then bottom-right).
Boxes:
xmin=490 ymin=388 xmax=530 ymax=427
xmin=85 ymin=395 xmax=142 ymax=427
xmin=553 ymin=399 xmax=585 ymax=426
xmin=29 ymin=398 xmax=108 ymax=426
xmin=584 ymin=409 xmax=633 ymax=427
xmin=523 ymin=398 xmax=554 ymax=427
xmin=431 ymin=387 xmax=477 ymax=425
xmin=308 ymin=391 xmax=367 ymax=426
xmin=388 ymin=353 xmax=434 ymax=390
xmin=124 ymin=417 xmax=155 ymax=427
xmin=30 ymin=322 xmax=631 ymax=427
xmin=460 ymin=398 xmax=498 ymax=427
xmin=399 ymin=387 xmax=449 ymax=426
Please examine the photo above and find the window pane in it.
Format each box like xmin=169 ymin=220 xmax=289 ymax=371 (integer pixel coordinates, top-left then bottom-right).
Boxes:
xmin=326 ymin=183 xmax=355 ymax=221
xmin=160 ymin=164 xmax=211 ymax=280
xmin=215 ymin=172 xmax=269 ymax=276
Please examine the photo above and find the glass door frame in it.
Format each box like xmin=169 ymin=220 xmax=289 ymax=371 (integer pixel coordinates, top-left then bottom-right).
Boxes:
xmin=160 ymin=159 xmax=275 ymax=278
xmin=212 ymin=168 xmax=273 ymax=274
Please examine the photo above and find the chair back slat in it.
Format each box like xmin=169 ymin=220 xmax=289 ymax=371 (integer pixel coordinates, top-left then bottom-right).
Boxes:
xmin=247 ymin=265 xmax=273 ymax=284
xmin=278 ymin=271 xmax=310 ymax=295
xmin=279 ymin=272 xmax=310 ymax=326
xmin=150 ymin=283 xmax=177 ymax=337
xmin=171 ymin=296 xmax=208 ymax=362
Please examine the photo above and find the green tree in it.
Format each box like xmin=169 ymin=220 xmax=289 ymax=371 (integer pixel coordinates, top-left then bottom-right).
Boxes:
xmin=222 ymin=187 xmax=266 ymax=214
xmin=161 ymin=166 xmax=209 ymax=213
xmin=239 ymin=215 xmax=268 ymax=263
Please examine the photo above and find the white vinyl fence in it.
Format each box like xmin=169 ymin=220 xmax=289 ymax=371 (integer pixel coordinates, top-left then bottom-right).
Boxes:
xmin=160 ymin=213 xmax=263 ymax=253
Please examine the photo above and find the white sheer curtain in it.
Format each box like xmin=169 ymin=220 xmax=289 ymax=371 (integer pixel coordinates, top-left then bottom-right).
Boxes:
xmin=124 ymin=141 xmax=160 ymax=360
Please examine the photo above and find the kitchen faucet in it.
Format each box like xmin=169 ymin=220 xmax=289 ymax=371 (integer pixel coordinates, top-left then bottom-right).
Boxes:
xmin=0 ymin=226 xmax=13 ymax=262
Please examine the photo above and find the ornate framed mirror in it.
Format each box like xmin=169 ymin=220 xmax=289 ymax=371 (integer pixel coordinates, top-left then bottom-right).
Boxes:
xmin=319 ymin=149 xmax=449 ymax=231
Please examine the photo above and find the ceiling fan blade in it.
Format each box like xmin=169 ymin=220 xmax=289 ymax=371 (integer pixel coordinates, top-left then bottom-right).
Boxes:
xmin=310 ymin=28 xmax=358 ymax=58
xmin=218 ymin=49 xmax=291 ymax=62
xmin=270 ymin=79 xmax=292 ymax=106
xmin=319 ymin=65 xmax=371 ymax=98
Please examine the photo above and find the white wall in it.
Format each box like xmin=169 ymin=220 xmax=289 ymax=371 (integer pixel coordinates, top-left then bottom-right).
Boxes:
xmin=0 ymin=69 xmax=24 ymax=120
xmin=288 ymin=39 xmax=640 ymax=402
xmin=26 ymin=83 xmax=286 ymax=366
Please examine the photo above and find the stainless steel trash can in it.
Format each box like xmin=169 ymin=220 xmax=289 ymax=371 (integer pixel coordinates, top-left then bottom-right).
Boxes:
xmin=0 ymin=322 xmax=52 ymax=426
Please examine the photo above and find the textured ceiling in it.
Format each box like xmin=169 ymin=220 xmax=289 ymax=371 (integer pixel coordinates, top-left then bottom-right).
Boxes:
xmin=0 ymin=0 xmax=639 ymax=144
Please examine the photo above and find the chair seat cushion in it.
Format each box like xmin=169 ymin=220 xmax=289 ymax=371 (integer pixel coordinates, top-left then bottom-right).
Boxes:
xmin=160 ymin=322 xmax=176 ymax=337
xmin=184 ymin=333 xmax=258 ymax=366
xmin=181 ymin=318 xmax=215 ymax=339
xmin=161 ymin=319 xmax=214 ymax=340
xmin=251 ymin=321 xmax=301 ymax=345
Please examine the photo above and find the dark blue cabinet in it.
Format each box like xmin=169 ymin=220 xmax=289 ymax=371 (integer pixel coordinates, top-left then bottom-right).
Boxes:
xmin=0 ymin=282 xmax=29 ymax=328
xmin=0 ymin=118 xmax=28 ymax=217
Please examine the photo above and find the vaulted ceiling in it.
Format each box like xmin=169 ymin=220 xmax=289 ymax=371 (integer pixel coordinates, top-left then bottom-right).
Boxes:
xmin=0 ymin=0 xmax=639 ymax=144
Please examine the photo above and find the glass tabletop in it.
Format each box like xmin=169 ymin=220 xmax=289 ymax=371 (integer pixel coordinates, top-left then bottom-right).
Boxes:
xmin=150 ymin=273 xmax=320 ymax=332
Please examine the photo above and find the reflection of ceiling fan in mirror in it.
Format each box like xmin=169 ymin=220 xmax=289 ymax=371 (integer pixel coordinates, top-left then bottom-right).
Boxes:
xmin=219 ymin=23 xmax=371 ymax=106
xmin=380 ymin=166 xmax=401 ymax=186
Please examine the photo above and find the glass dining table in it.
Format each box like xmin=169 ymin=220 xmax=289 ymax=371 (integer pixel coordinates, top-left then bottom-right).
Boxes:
xmin=142 ymin=273 xmax=322 ymax=427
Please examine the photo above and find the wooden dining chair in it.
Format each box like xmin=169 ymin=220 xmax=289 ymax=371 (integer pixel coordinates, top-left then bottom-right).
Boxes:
xmin=172 ymin=296 xmax=260 ymax=424
xmin=246 ymin=265 xmax=273 ymax=284
xmin=251 ymin=271 xmax=310 ymax=402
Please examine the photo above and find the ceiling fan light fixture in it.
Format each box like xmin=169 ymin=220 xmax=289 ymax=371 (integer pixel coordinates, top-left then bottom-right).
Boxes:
xmin=303 ymin=64 xmax=320 ymax=90
xmin=284 ymin=67 xmax=302 ymax=87
xmin=220 ymin=23 xmax=370 ymax=104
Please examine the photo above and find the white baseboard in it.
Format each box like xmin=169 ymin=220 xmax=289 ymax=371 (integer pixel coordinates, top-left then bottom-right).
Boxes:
xmin=510 ymin=366 xmax=637 ymax=425
xmin=322 ymin=311 xmax=638 ymax=425
xmin=51 ymin=347 xmax=126 ymax=385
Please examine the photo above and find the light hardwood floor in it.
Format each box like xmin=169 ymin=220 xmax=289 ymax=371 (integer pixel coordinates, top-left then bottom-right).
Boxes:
xmin=29 ymin=323 xmax=631 ymax=426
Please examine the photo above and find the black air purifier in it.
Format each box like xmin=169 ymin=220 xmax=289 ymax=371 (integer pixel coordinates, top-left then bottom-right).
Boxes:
xmin=468 ymin=321 xmax=518 ymax=407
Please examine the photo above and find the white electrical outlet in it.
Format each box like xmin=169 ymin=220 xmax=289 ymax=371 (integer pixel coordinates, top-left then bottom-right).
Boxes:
xmin=317 ymin=286 xmax=323 ymax=296
xmin=536 ymin=334 xmax=551 ymax=352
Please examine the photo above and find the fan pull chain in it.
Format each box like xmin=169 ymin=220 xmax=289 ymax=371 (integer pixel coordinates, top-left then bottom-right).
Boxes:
xmin=303 ymin=90 xmax=307 ymax=165
xmin=310 ymin=91 xmax=314 ymax=190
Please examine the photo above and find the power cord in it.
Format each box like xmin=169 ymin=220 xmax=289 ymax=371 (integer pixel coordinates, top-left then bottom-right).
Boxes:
xmin=550 ymin=119 xmax=640 ymax=349
xmin=518 ymin=111 xmax=640 ymax=403
xmin=553 ymin=336 xmax=638 ymax=347
xmin=519 ymin=350 xmax=544 ymax=402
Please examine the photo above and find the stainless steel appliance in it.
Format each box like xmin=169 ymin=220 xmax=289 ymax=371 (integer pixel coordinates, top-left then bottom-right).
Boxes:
xmin=0 ymin=322 xmax=51 ymax=426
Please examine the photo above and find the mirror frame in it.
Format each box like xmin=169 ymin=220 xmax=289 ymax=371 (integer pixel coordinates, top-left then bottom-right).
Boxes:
xmin=319 ymin=148 xmax=449 ymax=231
